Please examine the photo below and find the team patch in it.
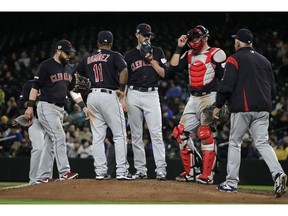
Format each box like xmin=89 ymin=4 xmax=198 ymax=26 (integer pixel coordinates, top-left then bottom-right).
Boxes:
xmin=161 ymin=58 xmax=167 ymax=64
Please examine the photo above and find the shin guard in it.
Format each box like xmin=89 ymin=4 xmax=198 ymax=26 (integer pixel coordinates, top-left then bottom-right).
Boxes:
xmin=180 ymin=148 xmax=194 ymax=176
xmin=197 ymin=125 xmax=217 ymax=184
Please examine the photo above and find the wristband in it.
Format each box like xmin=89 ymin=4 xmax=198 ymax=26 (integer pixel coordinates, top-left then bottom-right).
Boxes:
xmin=77 ymin=101 xmax=86 ymax=110
xmin=175 ymin=46 xmax=182 ymax=54
xmin=27 ymin=100 xmax=36 ymax=107
xmin=119 ymin=84 xmax=126 ymax=92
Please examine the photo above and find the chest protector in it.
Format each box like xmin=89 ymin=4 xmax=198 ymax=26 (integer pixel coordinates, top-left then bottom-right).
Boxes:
xmin=187 ymin=48 xmax=219 ymax=88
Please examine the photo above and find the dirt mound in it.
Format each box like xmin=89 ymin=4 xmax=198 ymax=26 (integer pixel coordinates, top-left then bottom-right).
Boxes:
xmin=0 ymin=179 xmax=287 ymax=204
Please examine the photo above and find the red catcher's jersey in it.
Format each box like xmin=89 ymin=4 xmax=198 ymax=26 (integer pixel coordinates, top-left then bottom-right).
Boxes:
xmin=187 ymin=48 xmax=221 ymax=88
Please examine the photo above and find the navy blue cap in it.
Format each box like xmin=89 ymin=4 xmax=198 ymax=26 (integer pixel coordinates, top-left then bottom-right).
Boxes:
xmin=98 ymin=31 xmax=113 ymax=44
xmin=56 ymin=39 xmax=76 ymax=52
xmin=232 ymin=28 xmax=253 ymax=44
xmin=136 ymin=23 xmax=155 ymax=35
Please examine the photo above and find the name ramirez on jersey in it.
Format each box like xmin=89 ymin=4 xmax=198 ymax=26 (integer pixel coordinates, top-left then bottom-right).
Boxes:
xmin=87 ymin=53 xmax=110 ymax=64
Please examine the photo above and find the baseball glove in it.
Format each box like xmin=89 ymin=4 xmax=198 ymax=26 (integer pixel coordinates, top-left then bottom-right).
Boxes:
xmin=140 ymin=40 xmax=153 ymax=62
xmin=12 ymin=115 xmax=34 ymax=127
xmin=74 ymin=73 xmax=91 ymax=95
xmin=218 ymin=104 xmax=230 ymax=123
xmin=202 ymin=104 xmax=230 ymax=128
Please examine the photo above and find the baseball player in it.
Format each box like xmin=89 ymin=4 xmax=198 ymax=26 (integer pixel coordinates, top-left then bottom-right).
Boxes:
xmin=74 ymin=31 xmax=135 ymax=180
xmin=24 ymin=39 xmax=89 ymax=183
xmin=124 ymin=23 xmax=168 ymax=180
xmin=169 ymin=25 xmax=226 ymax=184
xmin=213 ymin=28 xmax=287 ymax=197
xmin=18 ymin=80 xmax=54 ymax=185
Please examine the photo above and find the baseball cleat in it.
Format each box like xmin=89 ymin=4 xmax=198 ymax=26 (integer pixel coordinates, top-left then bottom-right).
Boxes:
xmin=156 ymin=172 xmax=166 ymax=180
xmin=175 ymin=172 xmax=195 ymax=182
xmin=274 ymin=172 xmax=287 ymax=198
xmin=36 ymin=178 xmax=54 ymax=184
xmin=217 ymin=182 xmax=237 ymax=193
xmin=60 ymin=172 xmax=79 ymax=180
xmin=95 ymin=173 xmax=111 ymax=180
xmin=134 ymin=172 xmax=148 ymax=179
xmin=196 ymin=175 xmax=214 ymax=185
xmin=116 ymin=172 xmax=136 ymax=180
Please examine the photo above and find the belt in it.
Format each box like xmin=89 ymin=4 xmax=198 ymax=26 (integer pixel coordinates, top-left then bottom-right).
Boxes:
xmin=190 ymin=91 xmax=211 ymax=97
xmin=46 ymin=101 xmax=65 ymax=108
xmin=90 ymin=88 xmax=113 ymax=94
xmin=129 ymin=86 xmax=158 ymax=92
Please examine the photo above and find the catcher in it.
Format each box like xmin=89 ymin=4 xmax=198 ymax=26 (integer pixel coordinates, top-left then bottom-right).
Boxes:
xmin=169 ymin=25 xmax=227 ymax=184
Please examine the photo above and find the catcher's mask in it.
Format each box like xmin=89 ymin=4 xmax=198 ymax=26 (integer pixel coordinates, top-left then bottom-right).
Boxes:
xmin=187 ymin=25 xmax=209 ymax=54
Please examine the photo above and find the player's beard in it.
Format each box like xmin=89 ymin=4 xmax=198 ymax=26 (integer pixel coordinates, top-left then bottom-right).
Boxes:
xmin=59 ymin=55 xmax=69 ymax=65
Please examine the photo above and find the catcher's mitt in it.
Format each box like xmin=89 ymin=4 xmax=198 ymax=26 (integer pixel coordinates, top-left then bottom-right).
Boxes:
xmin=202 ymin=104 xmax=230 ymax=128
xmin=74 ymin=73 xmax=91 ymax=95
xmin=140 ymin=40 xmax=153 ymax=62
xmin=218 ymin=104 xmax=230 ymax=123
xmin=12 ymin=115 xmax=34 ymax=127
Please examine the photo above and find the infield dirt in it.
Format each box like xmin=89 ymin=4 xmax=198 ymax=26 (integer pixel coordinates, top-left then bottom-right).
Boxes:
xmin=0 ymin=179 xmax=287 ymax=204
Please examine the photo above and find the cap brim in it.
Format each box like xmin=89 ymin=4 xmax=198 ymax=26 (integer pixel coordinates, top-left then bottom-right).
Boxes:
xmin=65 ymin=48 xmax=76 ymax=52
xmin=138 ymin=31 xmax=155 ymax=36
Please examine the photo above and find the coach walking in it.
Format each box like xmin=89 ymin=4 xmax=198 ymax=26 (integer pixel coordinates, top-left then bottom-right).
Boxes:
xmin=213 ymin=28 xmax=287 ymax=197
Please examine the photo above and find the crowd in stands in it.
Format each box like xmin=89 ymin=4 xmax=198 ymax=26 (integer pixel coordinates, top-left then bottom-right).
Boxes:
xmin=0 ymin=12 xmax=288 ymax=160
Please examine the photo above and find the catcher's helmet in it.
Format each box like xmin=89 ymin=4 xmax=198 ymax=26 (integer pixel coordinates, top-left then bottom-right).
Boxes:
xmin=187 ymin=25 xmax=209 ymax=53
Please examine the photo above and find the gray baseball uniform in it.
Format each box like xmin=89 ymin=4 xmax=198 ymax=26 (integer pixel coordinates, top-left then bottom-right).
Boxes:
xmin=215 ymin=28 xmax=287 ymax=196
xmin=124 ymin=30 xmax=168 ymax=179
xmin=26 ymin=40 xmax=79 ymax=182
xmin=29 ymin=118 xmax=53 ymax=184
xmin=75 ymin=32 xmax=133 ymax=179
xmin=226 ymin=112 xmax=284 ymax=187
xmin=18 ymin=80 xmax=53 ymax=184
xmin=36 ymin=101 xmax=70 ymax=179
xmin=169 ymin=25 xmax=227 ymax=184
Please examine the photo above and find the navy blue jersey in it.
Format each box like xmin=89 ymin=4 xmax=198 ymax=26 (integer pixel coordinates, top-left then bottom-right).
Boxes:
xmin=18 ymin=80 xmax=34 ymax=110
xmin=216 ymin=47 xmax=276 ymax=112
xmin=75 ymin=49 xmax=127 ymax=90
xmin=124 ymin=46 xmax=168 ymax=87
xmin=18 ymin=80 xmax=39 ymax=117
xmin=32 ymin=58 xmax=75 ymax=104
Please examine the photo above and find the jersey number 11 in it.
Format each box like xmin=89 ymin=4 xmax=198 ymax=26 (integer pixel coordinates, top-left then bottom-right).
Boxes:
xmin=93 ymin=63 xmax=103 ymax=82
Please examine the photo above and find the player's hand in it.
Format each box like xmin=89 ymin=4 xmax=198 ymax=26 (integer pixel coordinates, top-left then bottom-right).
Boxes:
xmin=121 ymin=99 xmax=128 ymax=113
xmin=117 ymin=91 xmax=128 ymax=112
xmin=82 ymin=107 xmax=90 ymax=120
xmin=212 ymin=107 xmax=221 ymax=120
xmin=145 ymin=52 xmax=154 ymax=62
xmin=24 ymin=107 xmax=34 ymax=120
xmin=177 ymin=35 xmax=188 ymax=47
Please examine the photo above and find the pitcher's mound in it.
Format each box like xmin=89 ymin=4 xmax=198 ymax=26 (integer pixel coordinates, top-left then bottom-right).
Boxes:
xmin=0 ymin=179 xmax=287 ymax=204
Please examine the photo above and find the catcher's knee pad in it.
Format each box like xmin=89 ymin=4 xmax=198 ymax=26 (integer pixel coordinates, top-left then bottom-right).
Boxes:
xmin=197 ymin=125 xmax=214 ymax=148
xmin=172 ymin=124 xmax=189 ymax=150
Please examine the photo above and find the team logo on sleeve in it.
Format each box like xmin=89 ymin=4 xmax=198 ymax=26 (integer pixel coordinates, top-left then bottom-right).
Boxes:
xmin=161 ymin=58 xmax=167 ymax=64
